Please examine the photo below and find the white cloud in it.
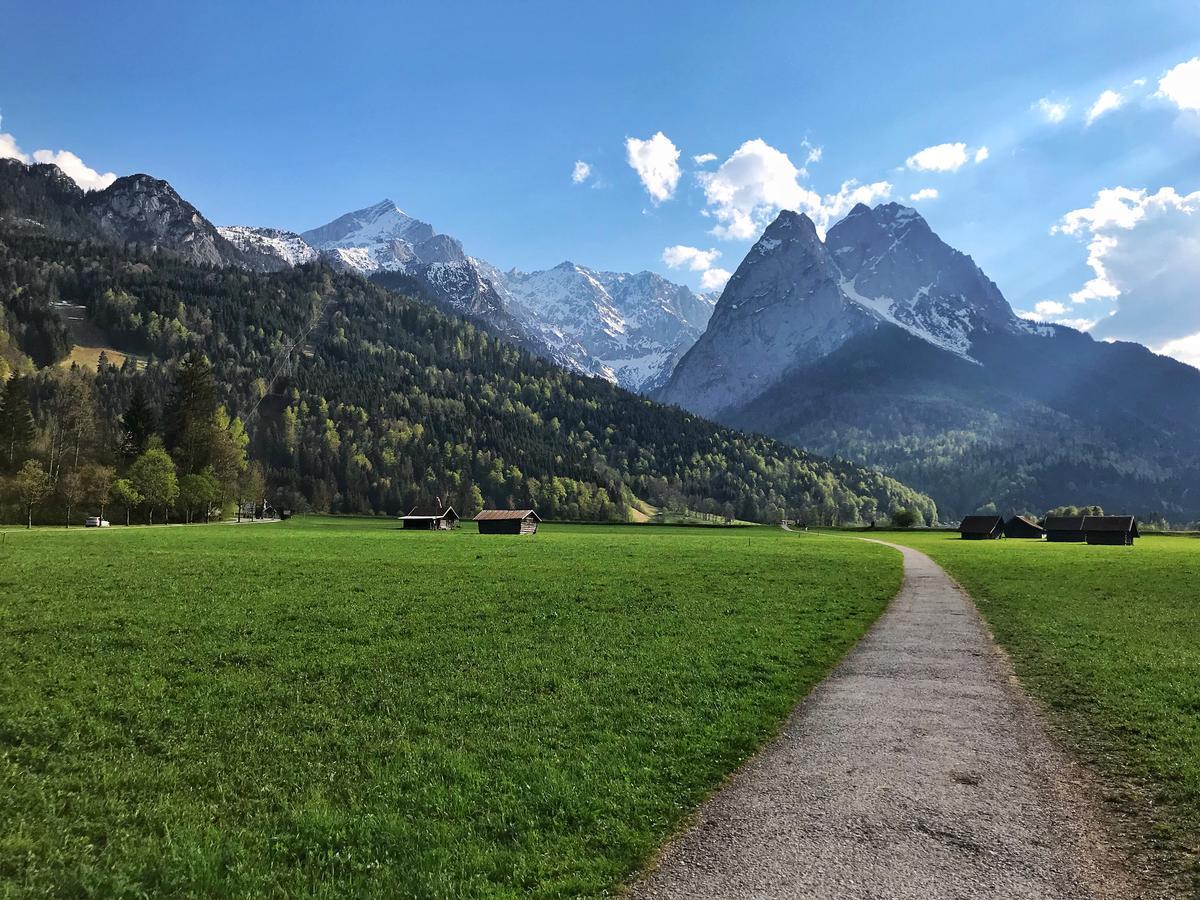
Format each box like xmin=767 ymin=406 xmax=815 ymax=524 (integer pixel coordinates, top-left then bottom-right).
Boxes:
xmin=625 ymin=132 xmax=681 ymax=203
xmin=1156 ymin=331 xmax=1200 ymax=369
xmin=1085 ymin=89 xmax=1123 ymax=125
xmin=1157 ymin=57 xmax=1200 ymax=112
xmin=692 ymin=153 xmax=717 ymax=165
xmin=1034 ymin=97 xmax=1070 ymax=123
xmin=905 ymin=142 xmax=969 ymax=172
xmin=571 ymin=160 xmax=592 ymax=184
xmin=974 ymin=146 xmax=990 ymax=163
xmin=662 ymin=244 xmax=729 ymax=292
xmin=1054 ymin=186 xmax=1200 ymax=360
xmin=698 ymin=138 xmax=890 ymax=240
xmin=1034 ymin=300 xmax=1067 ymax=316
xmin=32 ymin=148 xmax=117 ymax=191
xmin=0 ymin=132 xmax=29 ymax=163
xmin=0 ymin=123 xmax=115 ymax=191
xmin=909 ymin=187 xmax=939 ymax=202
xmin=662 ymin=244 xmax=721 ymax=271
xmin=804 ymin=143 xmax=823 ymax=164
xmin=700 ymin=267 xmax=732 ymax=291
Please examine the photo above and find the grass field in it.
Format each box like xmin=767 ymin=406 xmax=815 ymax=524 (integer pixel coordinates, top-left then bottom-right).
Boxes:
xmin=0 ymin=519 xmax=899 ymax=897
xmin=888 ymin=531 xmax=1200 ymax=880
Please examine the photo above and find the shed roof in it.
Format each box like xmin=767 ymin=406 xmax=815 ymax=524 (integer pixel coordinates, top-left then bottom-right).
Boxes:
xmin=1043 ymin=516 xmax=1085 ymax=531
xmin=474 ymin=509 xmax=541 ymax=522
xmin=1081 ymin=515 xmax=1138 ymax=533
xmin=959 ymin=515 xmax=1003 ymax=534
xmin=402 ymin=506 xmax=458 ymax=519
xmin=1008 ymin=515 xmax=1043 ymax=530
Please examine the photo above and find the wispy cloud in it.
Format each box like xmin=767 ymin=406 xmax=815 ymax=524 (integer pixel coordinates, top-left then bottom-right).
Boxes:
xmin=692 ymin=153 xmax=717 ymax=165
xmin=905 ymin=142 xmax=969 ymax=172
xmin=1085 ymin=89 xmax=1123 ymax=125
xmin=909 ymin=187 xmax=939 ymax=202
xmin=1033 ymin=97 xmax=1070 ymax=123
xmin=571 ymin=160 xmax=592 ymax=184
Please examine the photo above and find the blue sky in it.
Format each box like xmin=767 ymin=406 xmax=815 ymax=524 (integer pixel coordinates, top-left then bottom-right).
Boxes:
xmin=3 ymin=0 xmax=1200 ymax=362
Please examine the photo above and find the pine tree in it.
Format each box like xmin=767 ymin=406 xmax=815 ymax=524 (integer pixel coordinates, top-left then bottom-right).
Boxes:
xmin=120 ymin=383 xmax=158 ymax=460
xmin=165 ymin=353 xmax=218 ymax=474
xmin=0 ymin=376 xmax=36 ymax=470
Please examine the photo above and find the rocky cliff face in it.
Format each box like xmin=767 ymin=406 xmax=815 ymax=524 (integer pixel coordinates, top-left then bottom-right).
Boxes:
xmin=83 ymin=175 xmax=234 ymax=268
xmin=659 ymin=202 xmax=1200 ymax=519
xmin=660 ymin=210 xmax=877 ymax=417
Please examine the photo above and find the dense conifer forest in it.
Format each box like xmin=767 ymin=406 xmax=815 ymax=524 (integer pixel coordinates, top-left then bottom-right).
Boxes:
xmin=0 ymin=228 xmax=935 ymax=525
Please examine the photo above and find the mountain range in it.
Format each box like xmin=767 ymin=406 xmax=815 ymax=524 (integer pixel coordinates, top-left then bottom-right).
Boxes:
xmin=5 ymin=154 xmax=1198 ymax=521
xmin=660 ymin=203 xmax=1200 ymax=519
xmin=0 ymin=156 xmax=933 ymax=525
xmin=219 ymin=200 xmax=715 ymax=393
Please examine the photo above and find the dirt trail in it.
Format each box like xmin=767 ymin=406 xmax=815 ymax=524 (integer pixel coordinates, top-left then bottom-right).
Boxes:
xmin=630 ymin=540 xmax=1159 ymax=899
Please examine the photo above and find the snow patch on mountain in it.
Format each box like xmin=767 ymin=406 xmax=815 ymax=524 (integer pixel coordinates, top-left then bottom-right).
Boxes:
xmin=218 ymin=225 xmax=318 ymax=266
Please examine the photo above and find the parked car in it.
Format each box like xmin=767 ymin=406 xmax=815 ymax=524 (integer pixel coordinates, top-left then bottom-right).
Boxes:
xmin=84 ymin=516 xmax=111 ymax=527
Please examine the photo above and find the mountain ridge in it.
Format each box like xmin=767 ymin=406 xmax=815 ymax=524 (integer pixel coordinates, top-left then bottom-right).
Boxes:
xmin=661 ymin=203 xmax=1200 ymax=518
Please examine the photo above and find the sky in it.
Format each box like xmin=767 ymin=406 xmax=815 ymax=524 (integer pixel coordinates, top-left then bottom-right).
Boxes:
xmin=2 ymin=0 xmax=1200 ymax=365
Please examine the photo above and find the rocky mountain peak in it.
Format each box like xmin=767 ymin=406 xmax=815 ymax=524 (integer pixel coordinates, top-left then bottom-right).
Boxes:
xmin=84 ymin=173 xmax=230 ymax=268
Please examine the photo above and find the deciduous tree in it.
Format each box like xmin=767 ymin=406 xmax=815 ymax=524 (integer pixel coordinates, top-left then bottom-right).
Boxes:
xmin=129 ymin=448 xmax=179 ymax=525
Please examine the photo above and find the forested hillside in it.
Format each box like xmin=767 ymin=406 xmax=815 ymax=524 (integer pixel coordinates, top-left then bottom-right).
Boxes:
xmin=0 ymin=227 xmax=936 ymax=524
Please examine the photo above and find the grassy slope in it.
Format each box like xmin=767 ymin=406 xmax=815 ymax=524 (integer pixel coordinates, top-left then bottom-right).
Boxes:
xmin=888 ymin=531 xmax=1200 ymax=879
xmin=0 ymin=519 xmax=898 ymax=897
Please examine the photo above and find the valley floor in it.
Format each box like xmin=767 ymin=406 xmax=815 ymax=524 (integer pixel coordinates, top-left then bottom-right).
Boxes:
xmin=0 ymin=518 xmax=896 ymax=897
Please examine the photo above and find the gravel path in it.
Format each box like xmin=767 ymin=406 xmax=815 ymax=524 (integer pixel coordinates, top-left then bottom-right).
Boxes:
xmin=630 ymin=540 xmax=1157 ymax=899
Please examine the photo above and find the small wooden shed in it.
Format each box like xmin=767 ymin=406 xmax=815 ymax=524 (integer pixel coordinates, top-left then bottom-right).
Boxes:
xmin=1004 ymin=515 xmax=1045 ymax=539
xmin=1044 ymin=516 xmax=1085 ymax=542
xmin=959 ymin=515 xmax=1004 ymax=539
xmin=401 ymin=505 xmax=459 ymax=530
xmin=474 ymin=509 xmax=541 ymax=535
xmin=1082 ymin=515 xmax=1139 ymax=545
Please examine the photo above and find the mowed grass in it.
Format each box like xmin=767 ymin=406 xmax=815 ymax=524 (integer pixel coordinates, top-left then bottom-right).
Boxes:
xmin=0 ymin=519 xmax=898 ymax=897
xmin=889 ymin=531 xmax=1200 ymax=877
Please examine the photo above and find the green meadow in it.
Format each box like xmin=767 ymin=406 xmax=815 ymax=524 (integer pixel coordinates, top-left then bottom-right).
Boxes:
xmin=0 ymin=519 xmax=897 ymax=898
xmin=889 ymin=531 xmax=1200 ymax=879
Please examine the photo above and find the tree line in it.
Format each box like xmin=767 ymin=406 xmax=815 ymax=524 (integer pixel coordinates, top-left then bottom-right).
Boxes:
xmin=0 ymin=227 xmax=937 ymax=526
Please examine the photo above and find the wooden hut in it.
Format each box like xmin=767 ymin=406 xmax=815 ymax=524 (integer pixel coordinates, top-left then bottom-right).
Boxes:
xmin=958 ymin=515 xmax=1003 ymax=539
xmin=474 ymin=509 xmax=541 ymax=535
xmin=1082 ymin=515 xmax=1139 ymax=545
xmin=1004 ymin=515 xmax=1045 ymax=539
xmin=1044 ymin=516 xmax=1085 ymax=542
xmin=400 ymin=505 xmax=459 ymax=530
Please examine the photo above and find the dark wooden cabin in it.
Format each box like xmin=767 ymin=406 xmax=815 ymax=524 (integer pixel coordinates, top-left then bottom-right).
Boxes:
xmin=401 ymin=505 xmax=459 ymax=530
xmin=959 ymin=515 xmax=1004 ymax=539
xmin=1082 ymin=515 xmax=1139 ymax=545
xmin=1004 ymin=515 xmax=1045 ymax=539
xmin=474 ymin=509 xmax=541 ymax=535
xmin=1044 ymin=516 xmax=1085 ymax=542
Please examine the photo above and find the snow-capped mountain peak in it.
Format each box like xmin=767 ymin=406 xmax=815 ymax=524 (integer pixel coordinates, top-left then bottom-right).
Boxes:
xmin=660 ymin=202 xmax=1029 ymax=416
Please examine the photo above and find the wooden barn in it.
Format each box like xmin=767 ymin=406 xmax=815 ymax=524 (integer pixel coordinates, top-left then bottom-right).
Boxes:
xmin=959 ymin=515 xmax=1003 ymax=539
xmin=1004 ymin=515 xmax=1045 ymax=539
xmin=1082 ymin=515 xmax=1139 ymax=545
xmin=474 ymin=509 xmax=541 ymax=535
xmin=1044 ymin=516 xmax=1085 ymax=542
xmin=400 ymin=505 xmax=459 ymax=530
